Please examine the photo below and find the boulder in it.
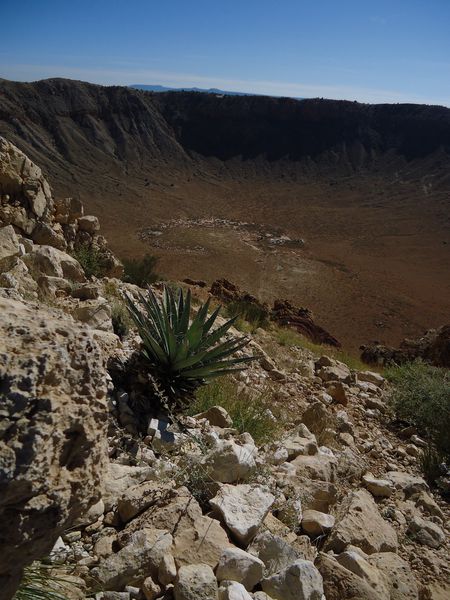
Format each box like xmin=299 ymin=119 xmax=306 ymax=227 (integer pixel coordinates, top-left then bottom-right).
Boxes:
xmin=362 ymin=473 xmax=394 ymax=498
xmin=103 ymin=463 xmax=156 ymax=511
xmin=336 ymin=551 xmax=390 ymax=599
xmin=316 ymin=552 xmax=380 ymax=600
xmin=31 ymin=222 xmax=67 ymax=250
xmin=0 ymin=257 xmax=38 ymax=296
xmin=317 ymin=364 xmax=351 ymax=384
xmin=204 ymin=440 xmax=257 ymax=483
xmin=411 ymin=490 xmax=444 ymax=519
xmin=91 ymin=529 xmax=173 ymax=590
xmin=336 ymin=448 xmax=368 ymax=483
xmin=216 ymin=547 xmax=264 ymax=590
xmin=282 ymin=425 xmax=318 ymax=459
xmin=407 ymin=515 xmax=445 ymax=549
xmin=301 ymin=402 xmax=329 ymax=436
xmin=142 ymin=576 xmax=162 ymax=600
xmin=120 ymin=487 xmax=232 ymax=568
xmin=219 ymin=582 xmax=253 ymax=600
xmin=77 ymin=215 xmax=100 ymax=234
xmin=357 ymin=371 xmax=385 ymax=386
xmin=0 ymin=296 xmax=108 ymax=598
xmin=54 ymin=197 xmax=84 ymax=224
xmin=38 ymin=275 xmax=72 ymax=297
xmin=301 ymin=510 xmax=335 ymax=537
xmin=0 ymin=225 xmax=20 ymax=271
xmin=261 ymin=559 xmax=324 ymax=600
xmin=210 ymin=484 xmax=275 ymax=546
xmin=368 ymin=552 xmax=419 ymax=600
xmin=71 ymin=283 xmax=100 ymax=300
xmin=23 ymin=245 xmax=86 ymax=281
xmin=326 ymin=381 xmax=349 ymax=405
xmin=248 ymin=531 xmax=300 ymax=576
xmin=324 ymin=489 xmax=398 ymax=554
xmin=174 ymin=564 xmax=218 ymax=600
xmin=291 ymin=451 xmax=337 ymax=482
xmin=72 ymin=298 xmax=112 ymax=331
xmin=296 ymin=480 xmax=337 ymax=513
xmin=195 ymin=405 xmax=233 ymax=428
xmin=0 ymin=137 xmax=52 ymax=220
xmin=271 ymin=299 xmax=340 ymax=347
xmin=386 ymin=471 xmax=428 ymax=496
xmin=118 ymin=480 xmax=174 ymax=523
xmin=158 ymin=553 xmax=177 ymax=585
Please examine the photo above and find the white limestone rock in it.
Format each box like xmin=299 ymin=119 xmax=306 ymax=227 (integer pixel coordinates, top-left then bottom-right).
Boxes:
xmin=261 ymin=559 xmax=324 ymax=600
xmin=210 ymin=484 xmax=275 ymax=546
xmin=216 ymin=547 xmax=264 ymax=590
xmin=174 ymin=564 xmax=218 ymax=600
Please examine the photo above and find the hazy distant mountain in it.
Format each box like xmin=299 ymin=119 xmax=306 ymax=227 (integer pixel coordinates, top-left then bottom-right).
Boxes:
xmin=130 ymin=84 xmax=260 ymax=96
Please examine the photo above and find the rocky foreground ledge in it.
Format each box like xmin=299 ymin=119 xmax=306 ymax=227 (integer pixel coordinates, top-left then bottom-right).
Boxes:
xmin=0 ymin=139 xmax=448 ymax=600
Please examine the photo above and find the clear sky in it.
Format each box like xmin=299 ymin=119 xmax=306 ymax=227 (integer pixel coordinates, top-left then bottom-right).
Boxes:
xmin=1 ymin=0 xmax=449 ymax=105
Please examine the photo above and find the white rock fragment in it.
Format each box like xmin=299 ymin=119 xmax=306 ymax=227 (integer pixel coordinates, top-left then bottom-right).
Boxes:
xmin=262 ymin=559 xmax=324 ymax=600
xmin=216 ymin=547 xmax=264 ymax=590
xmin=210 ymin=484 xmax=275 ymax=546
xmin=301 ymin=510 xmax=335 ymax=537
xmin=174 ymin=563 xmax=218 ymax=600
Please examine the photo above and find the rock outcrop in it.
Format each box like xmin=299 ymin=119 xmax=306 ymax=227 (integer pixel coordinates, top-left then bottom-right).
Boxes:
xmin=0 ymin=296 xmax=109 ymax=598
xmin=360 ymin=324 xmax=450 ymax=367
xmin=0 ymin=136 xmax=123 ymax=288
xmin=209 ymin=278 xmax=340 ymax=347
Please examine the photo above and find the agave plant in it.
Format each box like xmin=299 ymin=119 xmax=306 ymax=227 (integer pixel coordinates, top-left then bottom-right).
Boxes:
xmin=124 ymin=285 xmax=254 ymax=407
xmin=14 ymin=563 xmax=70 ymax=600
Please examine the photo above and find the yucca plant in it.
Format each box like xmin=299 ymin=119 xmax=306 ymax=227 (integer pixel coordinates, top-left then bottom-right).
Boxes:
xmin=124 ymin=286 xmax=255 ymax=409
xmin=14 ymin=563 xmax=70 ymax=600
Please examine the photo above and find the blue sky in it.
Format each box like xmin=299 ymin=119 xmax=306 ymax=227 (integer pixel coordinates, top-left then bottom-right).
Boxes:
xmin=1 ymin=0 xmax=449 ymax=105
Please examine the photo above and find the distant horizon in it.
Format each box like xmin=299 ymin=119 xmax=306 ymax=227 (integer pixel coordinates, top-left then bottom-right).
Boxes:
xmin=2 ymin=76 xmax=450 ymax=108
xmin=1 ymin=1 xmax=449 ymax=106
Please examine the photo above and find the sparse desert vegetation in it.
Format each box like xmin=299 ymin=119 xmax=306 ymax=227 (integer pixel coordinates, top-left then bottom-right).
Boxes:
xmin=122 ymin=253 xmax=161 ymax=287
xmin=188 ymin=376 xmax=281 ymax=445
xmin=385 ymin=360 xmax=450 ymax=461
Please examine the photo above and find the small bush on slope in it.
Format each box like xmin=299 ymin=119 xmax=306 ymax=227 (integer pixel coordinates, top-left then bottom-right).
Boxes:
xmin=385 ymin=360 xmax=450 ymax=459
xmin=224 ymin=299 xmax=269 ymax=332
xmin=122 ymin=254 xmax=160 ymax=287
xmin=110 ymin=300 xmax=132 ymax=339
xmin=72 ymin=244 xmax=109 ymax=279
xmin=188 ymin=376 xmax=281 ymax=445
xmin=272 ymin=325 xmax=368 ymax=371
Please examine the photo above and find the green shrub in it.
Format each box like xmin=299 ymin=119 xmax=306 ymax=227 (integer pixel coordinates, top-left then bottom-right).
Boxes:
xmin=188 ymin=376 xmax=281 ymax=445
xmin=272 ymin=325 xmax=368 ymax=371
xmin=111 ymin=300 xmax=132 ymax=339
xmin=122 ymin=254 xmax=160 ymax=288
xmin=385 ymin=360 xmax=450 ymax=459
xmin=225 ymin=300 xmax=269 ymax=332
xmin=72 ymin=244 xmax=108 ymax=279
xmin=420 ymin=445 xmax=445 ymax=486
xmin=273 ymin=327 xmax=305 ymax=348
xmin=124 ymin=286 xmax=254 ymax=409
